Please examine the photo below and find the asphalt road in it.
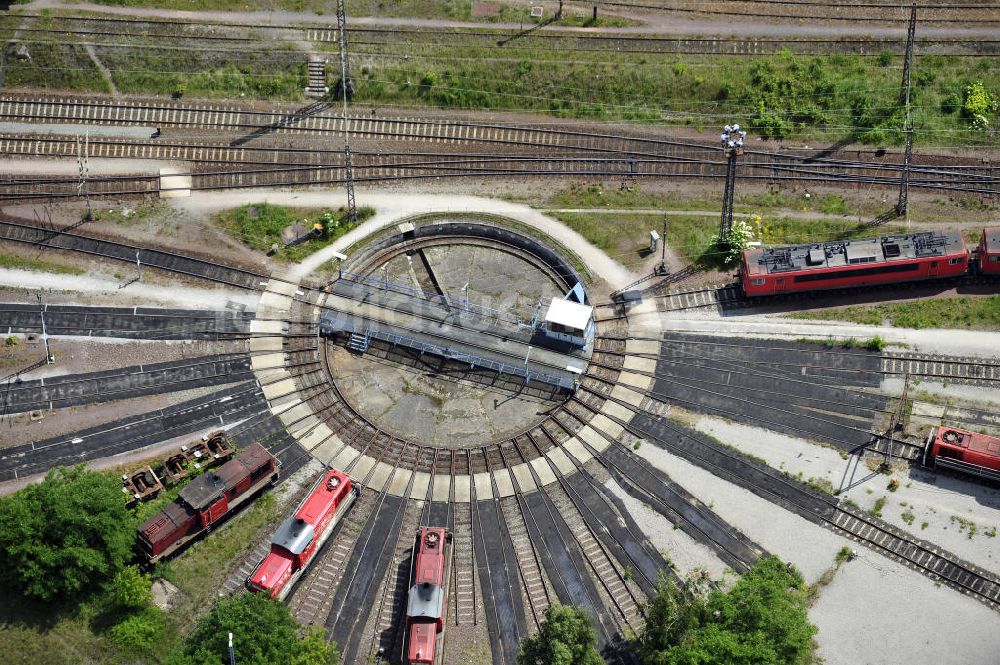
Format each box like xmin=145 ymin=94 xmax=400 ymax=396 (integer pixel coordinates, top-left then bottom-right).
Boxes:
xmin=0 ymin=303 xmax=253 ymax=340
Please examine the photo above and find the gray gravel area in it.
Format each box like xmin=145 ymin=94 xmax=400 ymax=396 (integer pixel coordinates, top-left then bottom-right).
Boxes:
xmin=633 ymin=435 xmax=1000 ymax=664
xmin=810 ymin=551 xmax=1000 ymax=665
xmin=12 ymin=337 xmax=246 ymax=381
xmin=693 ymin=416 xmax=1000 ymax=573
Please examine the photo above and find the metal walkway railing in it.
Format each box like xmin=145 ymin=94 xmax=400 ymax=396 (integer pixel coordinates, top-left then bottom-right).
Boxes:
xmin=366 ymin=326 xmax=576 ymax=392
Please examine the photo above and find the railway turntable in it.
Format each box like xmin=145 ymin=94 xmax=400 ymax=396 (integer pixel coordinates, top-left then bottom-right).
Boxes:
xmin=319 ymin=272 xmax=591 ymax=394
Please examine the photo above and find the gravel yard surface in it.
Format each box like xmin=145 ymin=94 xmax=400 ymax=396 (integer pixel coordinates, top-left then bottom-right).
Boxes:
xmin=12 ymin=337 xmax=246 ymax=381
xmin=633 ymin=433 xmax=1000 ymax=664
xmin=0 ymin=407 xmax=258 ymax=495
xmin=694 ymin=416 xmax=1000 ymax=572
xmin=810 ymin=551 xmax=1000 ymax=665
xmin=633 ymin=442 xmax=847 ymax=583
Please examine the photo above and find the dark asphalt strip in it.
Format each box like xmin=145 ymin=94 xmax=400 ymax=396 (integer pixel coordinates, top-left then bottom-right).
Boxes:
xmin=0 ymin=353 xmax=253 ymax=412
xmin=599 ymin=444 xmax=766 ymax=573
xmin=564 ymin=471 xmax=677 ymax=593
xmin=473 ymin=498 xmax=527 ymax=665
xmin=521 ymin=489 xmax=616 ymax=651
xmin=326 ymin=494 xmax=408 ymax=664
xmin=659 ymin=333 xmax=884 ymax=387
xmin=0 ymin=382 xmax=264 ymax=481
xmin=0 ymin=303 xmax=253 ymax=339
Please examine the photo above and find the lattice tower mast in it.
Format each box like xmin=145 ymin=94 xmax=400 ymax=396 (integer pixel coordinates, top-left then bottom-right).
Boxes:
xmin=897 ymin=2 xmax=917 ymax=218
xmin=337 ymin=0 xmax=357 ymax=221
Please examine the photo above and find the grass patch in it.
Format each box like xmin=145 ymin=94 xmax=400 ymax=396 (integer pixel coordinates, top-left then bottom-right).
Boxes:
xmin=216 ymin=203 xmax=374 ymax=262
xmin=869 ymin=496 xmax=887 ymax=518
xmin=157 ymin=492 xmax=279 ymax=608
xmin=901 ymin=509 xmax=916 ymax=525
xmin=805 ymin=476 xmax=835 ymax=495
xmin=0 ymin=252 xmax=84 ymax=275
xmin=950 ymin=515 xmax=979 ymax=539
xmin=791 ymin=296 xmax=1000 ymax=331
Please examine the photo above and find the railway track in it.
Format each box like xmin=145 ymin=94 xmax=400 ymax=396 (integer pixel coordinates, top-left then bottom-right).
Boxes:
xmin=2 ymin=96 xmax=998 ymax=197
xmin=587 ymin=345 xmax=1000 ymax=611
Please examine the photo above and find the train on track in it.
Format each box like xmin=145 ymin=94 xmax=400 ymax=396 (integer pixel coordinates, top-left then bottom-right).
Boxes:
xmin=741 ymin=228 xmax=999 ymax=297
xmin=137 ymin=443 xmax=279 ymax=564
xmin=245 ymin=468 xmax=357 ymax=600
xmin=405 ymin=526 xmax=451 ymax=665
xmin=923 ymin=426 xmax=1000 ymax=483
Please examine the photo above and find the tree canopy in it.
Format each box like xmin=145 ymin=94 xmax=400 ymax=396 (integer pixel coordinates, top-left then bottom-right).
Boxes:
xmin=170 ymin=593 xmax=338 ymax=665
xmin=0 ymin=465 xmax=136 ymax=601
xmin=639 ymin=556 xmax=817 ymax=665
xmin=518 ymin=603 xmax=605 ymax=665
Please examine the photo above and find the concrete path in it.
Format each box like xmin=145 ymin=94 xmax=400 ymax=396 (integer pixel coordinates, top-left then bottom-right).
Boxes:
xmin=651 ymin=309 xmax=1000 ymax=358
xmin=0 ymin=268 xmax=258 ymax=310
xmin=172 ymin=188 xmax=638 ymax=288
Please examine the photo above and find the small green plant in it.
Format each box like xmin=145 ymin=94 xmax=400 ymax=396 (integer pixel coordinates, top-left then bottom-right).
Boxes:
xmin=985 ymin=526 xmax=997 ymax=538
xmin=632 ymin=441 xmax=642 ymax=450
xmin=4 ymin=335 xmax=17 ymax=347
xmin=865 ymin=336 xmax=887 ymax=352
xmin=962 ymin=80 xmax=998 ymax=129
xmin=708 ymin=217 xmax=756 ymax=266
xmin=869 ymin=496 xmax=887 ymax=518
xmin=887 ymin=478 xmax=899 ymax=492
xmin=835 ymin=546 xmax=854 ymax=564
xmin=921 ymin=521 xmax=929 ymax=530
xmin=901 ymin=509 xmax=915 ymax=525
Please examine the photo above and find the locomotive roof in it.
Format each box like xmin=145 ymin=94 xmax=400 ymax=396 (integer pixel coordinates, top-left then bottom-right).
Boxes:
xmin=745 ymin=231 xmax=965 ymax=276
xmin=938 ymin=428 xmax=1000 ymax=459
xmin=296 ymin=470 xmax=349 ymax=528
xmin=272 ymin=517 xmax=315 ymax=555
xmin=179 ymin=442 xmax=271 ymax=510
xmin=985 ymin=228 xmax=1000 ymax=252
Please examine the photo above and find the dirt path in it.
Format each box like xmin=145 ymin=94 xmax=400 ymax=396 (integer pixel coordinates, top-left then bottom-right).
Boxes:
xmin=22 ymin=0 xmax=1000 ymax=39
xmin=171 ymin=188 xmax=639 ymax=289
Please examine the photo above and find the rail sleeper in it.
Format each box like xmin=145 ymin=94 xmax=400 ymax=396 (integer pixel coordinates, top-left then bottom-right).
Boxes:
xmin=500 ymin=496 xmax=550 ymax=628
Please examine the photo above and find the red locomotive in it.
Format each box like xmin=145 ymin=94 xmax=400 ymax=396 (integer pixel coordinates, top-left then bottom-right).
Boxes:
xmin=979 ymin=228 xmax=1000 ymax=275
xmin=137 ymin=443 xmax=279 ymax=563
xmin=405 ymin=527 xmax=451 ymax=665
xmin=245 ymin=468 xmax=357 ymax=600
xmin=923 ymin=427 xmax=1000 ymax=482
xmin=741 ymin=231 xmax=968 ymax=297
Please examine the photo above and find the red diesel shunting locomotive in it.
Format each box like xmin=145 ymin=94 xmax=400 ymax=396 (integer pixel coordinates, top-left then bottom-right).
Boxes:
xmin=741 ymin=231 xmax=968 ymax=297
xmin=980 ymin=228 xmax=1000 ymax=275
xmin=245 ymin=468 xmax=357 ymax=600
xmin=137 ymin=443 xmax=279 ymax=563
xmin=406 ymin=527 xmax=450 ymax=665
xmin=923 ymin=427 xmax=1000 ymax=482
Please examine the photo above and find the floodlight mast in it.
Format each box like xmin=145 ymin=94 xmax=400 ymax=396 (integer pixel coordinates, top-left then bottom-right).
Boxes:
xmin=718 ymin=124 xmax=746 ymax=241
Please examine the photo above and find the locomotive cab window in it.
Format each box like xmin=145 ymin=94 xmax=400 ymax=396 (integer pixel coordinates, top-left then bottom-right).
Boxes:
xmin=991 ymin=256 xmax=1000 ymax=263
xmin=750 ymin=278 xmax=765 ymax=286
xmin=948 ymin=257 xmax=963 ymax=265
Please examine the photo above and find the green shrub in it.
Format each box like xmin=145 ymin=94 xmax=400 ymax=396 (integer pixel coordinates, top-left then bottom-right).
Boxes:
xmin=107 ymin=607 xmax=167 ymax=656
xmin=0 ymin=466 xmax=136 ymax=602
